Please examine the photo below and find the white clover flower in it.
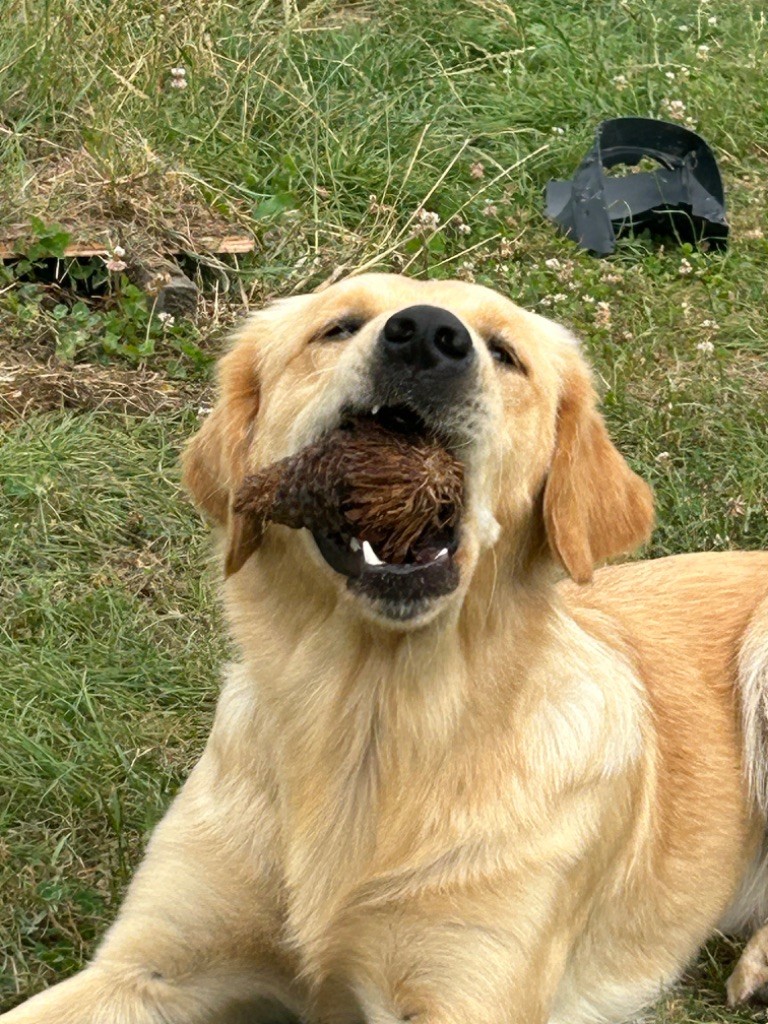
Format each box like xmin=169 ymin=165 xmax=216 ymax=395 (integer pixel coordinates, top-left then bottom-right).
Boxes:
xmin=595 ymin=301 xmax=612 ymax=327
xmin=544 ymin=257 xmax=563 ymax=270
xmin=457 ymin=222 xmax=472 ymax=236
xmin=679 ymin=258 xmax=694 ymax=275
xmin=697 ymin=44 xmax=711 ymax=59
xmin=113 ymin=245 xmax=126 ymax=258
xmin=469 ymin=161 xmax=485 ymax=179
xmin=612 ymin=74 xmax=629 ymax=90
xmin=482 ymin=202 xmax=499 ymax=218
xmin=661 ymin=98 xmax=687 ymax=121
xmin=696 ymin=339 xmax=715 ymax=354
xmin=665 ymin=71 xmax=676 ymax=81
xmin=414 ymin=207 xmax=440 ymax=229
xmin=552 ymin=293 xmax=567 ymax=303
xmin=678 ymin=24 xmax=689 ymax=32
xmin=700 ymin=319 xmax=719 ymax=330
xmin=170 ymin=67 xmax=188 ymax=90
xmin=707 ymin=15 xmax=718 ymax=26
xmin=551 ymin=126 xmax=565 ymax=135
xmin=158 ymin=312 xmax=176 ymax=327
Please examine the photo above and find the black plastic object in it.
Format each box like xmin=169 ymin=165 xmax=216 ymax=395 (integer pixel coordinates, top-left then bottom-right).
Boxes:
xmin=545 ymin=117 xmax=728 ymax=256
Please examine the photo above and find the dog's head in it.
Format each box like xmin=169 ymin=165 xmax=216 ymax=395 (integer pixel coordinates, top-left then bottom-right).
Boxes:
xmin=184 ymin=274 xmax=653 ymax=628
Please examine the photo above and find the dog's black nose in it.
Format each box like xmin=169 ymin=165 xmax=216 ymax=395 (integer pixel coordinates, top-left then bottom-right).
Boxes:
xmin=381 ymin=305 xmax=474 ymax=373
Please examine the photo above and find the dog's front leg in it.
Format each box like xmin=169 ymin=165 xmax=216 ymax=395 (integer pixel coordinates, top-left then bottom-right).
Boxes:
xmin=311 ymin=898 xmax=569 ymax=1024
xmin=727 ymin=923 xmax=768 ymax=1006
xmin=1 ymin=750 xmax=303 ymax=1024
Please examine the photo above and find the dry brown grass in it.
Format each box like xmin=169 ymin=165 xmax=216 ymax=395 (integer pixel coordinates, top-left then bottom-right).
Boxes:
xmin=0 ymin=355 xmax=211 ymax=423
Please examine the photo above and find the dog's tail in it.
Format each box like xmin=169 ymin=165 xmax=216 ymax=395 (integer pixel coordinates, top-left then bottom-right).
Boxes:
xmin=738 ymin=594 xmax=768 ymax=817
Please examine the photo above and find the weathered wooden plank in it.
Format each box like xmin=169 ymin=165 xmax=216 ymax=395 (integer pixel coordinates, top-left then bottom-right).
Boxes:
xmin=0 ymin=234 xmax=255 ymax=260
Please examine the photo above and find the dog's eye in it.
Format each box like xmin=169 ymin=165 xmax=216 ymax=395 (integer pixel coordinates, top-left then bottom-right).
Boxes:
xmin=486 ymin=337 xmax=527 ymax=374
xmin=320 ymin=319 xmax=365 ymax=342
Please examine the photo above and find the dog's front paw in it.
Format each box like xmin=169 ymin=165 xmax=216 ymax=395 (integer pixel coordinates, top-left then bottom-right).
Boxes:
xmin=0 ymin=974 xmax=97 ymax=1024
xmin=0 ymin=968 xmax=159 ymax=1024
xmin=727 ymin=926 xmax=768 ymax=1006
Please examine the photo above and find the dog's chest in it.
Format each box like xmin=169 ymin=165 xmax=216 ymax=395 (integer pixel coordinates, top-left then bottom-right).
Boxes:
xmin=277 ymin=732 xmax=601 ymax=981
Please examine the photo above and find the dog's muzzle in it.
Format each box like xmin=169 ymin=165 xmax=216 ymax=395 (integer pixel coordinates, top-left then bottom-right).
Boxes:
xmin=302 ymin=305 xmax=483 ymax=622
xmin=307 ymin=306 xmax=480 ymax=621
xmin=372 ymin=305 xmax=477 ymax=415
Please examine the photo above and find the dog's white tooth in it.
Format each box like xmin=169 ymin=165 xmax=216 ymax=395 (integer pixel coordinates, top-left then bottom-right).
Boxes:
xmin=349 ymin=537 xmax=362 ymax=552
xmin=362 ymin=540 xmax=385 ymax=566
xmin=371 ymin=405 xmax=380 ymax=415
xmin=435 ymin=547 xmax=449 ymax=561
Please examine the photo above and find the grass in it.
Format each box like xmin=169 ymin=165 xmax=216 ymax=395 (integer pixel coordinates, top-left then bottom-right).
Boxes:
xmin=0 ymin=412 xmax=226 ymax=1000
xmin=1 ymin=0 xmax=768 ymax=1018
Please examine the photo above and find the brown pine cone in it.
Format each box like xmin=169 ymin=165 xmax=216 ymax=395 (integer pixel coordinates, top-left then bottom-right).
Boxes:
xmin=232 ymin=417 xmax=463 ymax=565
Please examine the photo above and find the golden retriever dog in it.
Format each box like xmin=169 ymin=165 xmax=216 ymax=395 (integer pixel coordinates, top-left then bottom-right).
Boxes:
xmin=4 ymin=273 xmax=768 ymax=1024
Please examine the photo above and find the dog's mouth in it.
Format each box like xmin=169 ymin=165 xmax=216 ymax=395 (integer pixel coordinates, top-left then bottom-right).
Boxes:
xmin=231 ymin=402 xmax=466 ymax=620
xmin=312 ymin=405 xmax=462 ymax=619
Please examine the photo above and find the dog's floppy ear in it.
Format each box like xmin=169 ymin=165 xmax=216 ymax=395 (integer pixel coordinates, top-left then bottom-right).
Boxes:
xmin=543 ymin=362 xmax=654 ymax=584
xmin=182 ymin=341 xmax=262 ymax=576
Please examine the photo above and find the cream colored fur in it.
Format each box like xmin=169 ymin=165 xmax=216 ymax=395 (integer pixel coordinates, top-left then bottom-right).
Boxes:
xmin=4 ymin=274 xmax=768 ymax=1024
